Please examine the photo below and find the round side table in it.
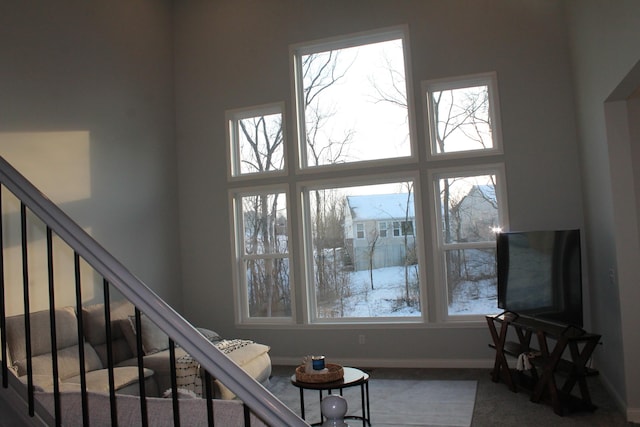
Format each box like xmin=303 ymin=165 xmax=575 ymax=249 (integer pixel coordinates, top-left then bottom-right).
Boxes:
xmin=290 ymin=366 xmax=371 ymax=426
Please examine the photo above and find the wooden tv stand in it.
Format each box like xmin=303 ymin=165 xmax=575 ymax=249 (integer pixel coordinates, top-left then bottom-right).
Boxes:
xmin=486 ymin=312 xmax=601 ymax=416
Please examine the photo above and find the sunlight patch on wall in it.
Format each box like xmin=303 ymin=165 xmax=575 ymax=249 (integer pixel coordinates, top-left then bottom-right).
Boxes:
xmin=0 ymin=131 xmax=91 ymax=208
xmin=0 ymin=131 xmax=98 ymax=314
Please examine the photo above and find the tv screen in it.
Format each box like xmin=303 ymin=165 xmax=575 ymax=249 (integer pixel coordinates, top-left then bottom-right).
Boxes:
xmin=497 ymin=229 xmax=583 ymax=327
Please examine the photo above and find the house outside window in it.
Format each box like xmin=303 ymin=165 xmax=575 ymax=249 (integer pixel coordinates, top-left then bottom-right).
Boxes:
xmin=378 ymin=221 xmax=389 ymax=238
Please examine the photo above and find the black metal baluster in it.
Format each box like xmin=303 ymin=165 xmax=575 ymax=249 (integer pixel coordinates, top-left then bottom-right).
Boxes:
xmin=168 ymin=339 xmax=180 ymax=426
xmin=103 ymin=281 xmax=118 ymax=427
xmin=46 ymin=227 xmax=62 ymax=426
xmin=133 ymin=308 xmax=149 ymax=427
xmin=204 ymin=371 xmax=215 ymax=427
xmin=74 ymin=252 xmax=89 ymax=426
xmin=243 ymin=403 xmax=251 ymax=427
xmin=20 ymin=202 xmax=34 ymax=416
xmin=0 ymin=187 xmax=7 ymax=389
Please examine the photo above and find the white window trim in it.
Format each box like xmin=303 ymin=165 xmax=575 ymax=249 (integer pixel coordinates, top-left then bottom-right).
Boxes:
xmin=228 ymin=185 xmax=296 ymax=325
xmin=297 ymin=171 xmax=427 ymax=324
xmin=428 ymin=163 xmax=509 ymax=324
xmin=226 ymin=102 xmax=288 ymax=181
xmin=422 ymin=71 xmax=503 ymax=161
xmin=290 ymin=25 xmax=419 ymax=174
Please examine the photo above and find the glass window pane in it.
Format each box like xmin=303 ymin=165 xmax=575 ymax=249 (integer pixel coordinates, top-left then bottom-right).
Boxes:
xmin=438 ymin=174 xmax=499 ymax=244
xmin=306 ymin=181 xmax=421 ymax=319
xmin=240 ymin=193 xmax=288 ymax=255
xmin=299 ymin=38 xmax=411 ymax=167
xmin=445 ymin=248 xmax=497 ymax=315
xmin=245 ymin=257 xmax=291 ymax=317
xmin=426 ymin=76 xmax=499 ymax=156
xmin=237 ymin=191 xmax=291 ymax=319
xmin=229 ymin=107 xmax=284 ymax=177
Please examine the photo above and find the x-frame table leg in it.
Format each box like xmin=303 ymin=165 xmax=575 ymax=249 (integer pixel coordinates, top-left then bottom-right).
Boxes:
xmin=487 ymin=316 xmax=517 ymax=391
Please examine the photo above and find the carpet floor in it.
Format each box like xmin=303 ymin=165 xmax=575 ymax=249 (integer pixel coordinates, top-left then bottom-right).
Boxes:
xmin=268 ymin=366 xmax=632 ymax=427
xmin=268 ymin=370 xmax=476 ymax=426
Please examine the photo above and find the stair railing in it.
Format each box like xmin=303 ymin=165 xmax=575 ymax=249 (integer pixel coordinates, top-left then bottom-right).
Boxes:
xmin=0 ymin=156 xmax=308 ymax=426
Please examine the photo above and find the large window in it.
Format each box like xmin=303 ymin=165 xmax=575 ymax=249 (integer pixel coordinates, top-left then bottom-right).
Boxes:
xmin=301 ymin=178 xmax=421 ymax=321
xmin=294 ymin=28 xmax=414 ymax=169
xmin=228 ymin=28 xmax=508 ymax=325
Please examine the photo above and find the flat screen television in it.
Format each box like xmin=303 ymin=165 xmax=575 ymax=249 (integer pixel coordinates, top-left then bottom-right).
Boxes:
xmin=497 ymin=229 xmax=583 ymax=327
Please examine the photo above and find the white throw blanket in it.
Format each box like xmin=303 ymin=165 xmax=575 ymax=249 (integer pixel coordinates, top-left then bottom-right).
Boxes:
xmin=174 ymin=339 xmax=254 ymax=396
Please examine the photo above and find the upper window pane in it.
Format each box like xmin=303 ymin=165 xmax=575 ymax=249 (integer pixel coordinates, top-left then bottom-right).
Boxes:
xmin=424 ymin=73 xmax=501 ymax=157
xmin=295 ymin=30 xmax=412 ymax=168
xmin=228 ymin=104 xmax=285 ymax=177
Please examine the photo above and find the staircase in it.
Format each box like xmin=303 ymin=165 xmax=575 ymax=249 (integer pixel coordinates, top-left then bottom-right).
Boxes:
xmin=0 ymin=156 xmax=308 ymax=426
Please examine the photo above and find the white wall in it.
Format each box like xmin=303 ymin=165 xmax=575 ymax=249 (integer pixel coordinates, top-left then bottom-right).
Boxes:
xmin=174 ymin=0 xmax=585 ymax=366
xmin=565 ymin=0 xmax=640 ymax=421
xmin=0 ymin=1 xmax=182 ymax=308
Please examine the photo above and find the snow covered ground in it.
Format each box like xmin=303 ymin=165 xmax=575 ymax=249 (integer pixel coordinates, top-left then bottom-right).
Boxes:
xmin=325 ymin=265 xmax=499 ymax=318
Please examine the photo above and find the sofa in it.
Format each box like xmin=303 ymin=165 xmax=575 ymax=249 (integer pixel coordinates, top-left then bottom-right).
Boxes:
xmin=4 ymin=302 xmax=272 ymax=401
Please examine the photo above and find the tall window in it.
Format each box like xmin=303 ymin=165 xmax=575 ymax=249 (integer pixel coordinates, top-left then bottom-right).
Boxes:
xmin=228 ymin=28 xmax=508 ymax=325
xmin=431 ymin=168 xmax=507 ymax=318
xmin=231 ymin=189 xmax=292 ymax=321
xmin=424 ymin=72 xmax=507 ymax=320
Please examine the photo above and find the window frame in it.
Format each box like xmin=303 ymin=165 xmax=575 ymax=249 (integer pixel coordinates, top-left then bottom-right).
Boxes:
xmin=229 ymin=185 xmax=296 ymax=325
xmin=297 ymin=171 xmax=427 ymax=324
xmin=290 ymin=25 xmax=418 ymax=174
xmin=225 ymin=25 xmax=511 ymax=327
xmin=422 ymin=72 xmax=503 ymax=161
xmin=226 ymin=102 xmax=288 ymax=181
xmin=428 ymin=163 xmax=509 ymax=323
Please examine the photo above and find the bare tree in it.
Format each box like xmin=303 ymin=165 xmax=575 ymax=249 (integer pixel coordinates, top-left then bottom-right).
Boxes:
xmin=301 ymin=52 xmax=355 ymax=297
xmin=366 ymin=228 xmax=380 ymax=290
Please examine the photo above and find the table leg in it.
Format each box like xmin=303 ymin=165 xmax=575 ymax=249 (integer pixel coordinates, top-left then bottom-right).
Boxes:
xmin=360 ymin=383 xmax=366 ymax=427
xmin=299 ymin=388 xmax=305 ymax=420
xmin=487 ymin=316 xmax=516 ymax=391
xmin=365 ymin=380 xmax=371 ymax=425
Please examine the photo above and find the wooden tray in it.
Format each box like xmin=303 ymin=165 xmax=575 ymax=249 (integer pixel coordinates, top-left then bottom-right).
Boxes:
xmin=295 ymin=363 xmax=344 ymax=383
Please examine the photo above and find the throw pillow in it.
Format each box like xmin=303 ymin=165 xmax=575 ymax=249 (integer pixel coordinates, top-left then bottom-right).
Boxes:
xmin=126 ymin=314 xmax=169 ymax=355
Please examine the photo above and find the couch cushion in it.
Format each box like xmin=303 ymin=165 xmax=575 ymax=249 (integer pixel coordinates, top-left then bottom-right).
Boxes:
xmin=215 ymin=351 xmax=272 ymax=400
xmin=5 ymin=306 xmax=79 ymax=365
xmin=125 ymin=314 xmax=170 ymax=355
xmin=82 ymin=301 xmax=136 ymax=367
xmin=64 ymin=366 xmax=154 ymax=394
xmin=220 ymin=341 xmax=270 ymax=367
xmin=117 ymin=347 xmax=189 ymax=393
xmin=13 ymin=342 xmax=103 ymax=380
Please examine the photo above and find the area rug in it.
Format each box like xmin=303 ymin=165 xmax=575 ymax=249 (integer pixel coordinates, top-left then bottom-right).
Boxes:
xmin=268 ymin=377 xmax=477 ymax=427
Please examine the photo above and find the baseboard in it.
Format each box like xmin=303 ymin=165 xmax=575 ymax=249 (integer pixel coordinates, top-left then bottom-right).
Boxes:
xmin=595 ymin=369 xmax=639 ymax=423
xmin=270 ymin=356 xmax=495 ymax=369
xmin=627 ymin=407 xmax=640 ymax=423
